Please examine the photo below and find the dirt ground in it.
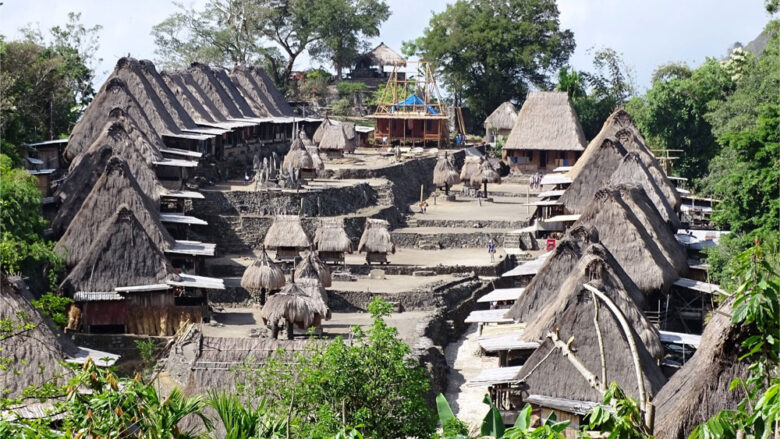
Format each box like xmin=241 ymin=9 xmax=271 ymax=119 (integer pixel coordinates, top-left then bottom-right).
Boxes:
xmin=408 ymin=194 xmax=536 ymax=224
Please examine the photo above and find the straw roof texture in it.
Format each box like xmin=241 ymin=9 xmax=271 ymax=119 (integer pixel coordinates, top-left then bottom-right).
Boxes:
xmin=615 ymin=128 xmax=682 ymax=211
xmin=306 ymin=146 xmax=325 ymax=171
xmin=230 ymin=65 xmax=293 ymax=117
xmin=314 ymin=218 xmax=352 ymax=253
xmin=161 ymin=71 xmax=219 ymax=125
xmin=313 ymin=117 xmax=335 ymax=144
xmin=360 ymin=42 xmax=406 ymax=66
xmin=318 ymin=124 xmax=357 ymax=153
xmin=575 ymin=185 xmax=685 ymax=293
xmin=282 ymin=138 xmax=315 ymax=171
xmin=52 ymin=121 xmax=162 ymax=235
xmin=0 ymin=275 xmax=76 ymax=397
xmin=295 ymin=251 xmax=332 ymax=288
xmin=358 ymin=219 xmax=395 ymax=254
xmin=566 ymin=109 xmax=634 ymax=180
xmin=504 ymin=92 xmax=586 ymax=151
xmin=558 ymin=139 xmax=627 ymax=214
xmin=263 ymin=215 xmax=310 ymax=250
xmin=212 ymin=67 xmax=260 ymax=118
xmin=433 ymin=154 xmax=460 ymax=187
xmin=504 ymin=225 xmax=597 ymax=322
xmin=56 ymin=157 xmax=174 ymax=268
xmin=241 ymin=247 xmax=286 ymax=292
xmin=60 ymin=205 xmax=180 ymax=294
xmin=470 ymin=159 xmax=501 ymax=186
xmin=484 ymin=101 xmax=518 ymax=131
xmin=460 ymin=156 xmax=483 ymax=182
xmin=521 ymin=243 xmax=663 ymax=361
xmin=610 ymin=152 xmax=680 ymax=229
xmin=186 ymin=63 xmax=248 ymax=120
xmin=260 ymin=283 xmax=329 ymax=330
xmin=653 ymin=299 xmax=751 ymax=439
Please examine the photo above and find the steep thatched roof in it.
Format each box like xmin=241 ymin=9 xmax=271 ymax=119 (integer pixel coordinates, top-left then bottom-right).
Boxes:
xmin=559 ymin=139 xmax=627 ymax=214
xmin=504 ymin=225 xmax=597 ymax=322
xmin=318 ymin=123 xmax=357 ymax=153
xmin=433 ymin=153 xmax=460 ymax=187
xmin=212 ymin=67 xmax=260 ymax=118
xmin=566 ymin=108 xmax=635 ymax=181
xmin=521 ymin=243 xmax=663 ymax=360
xmin=610 ymin=152 xmax=680 ymax=229
xmin=615 ymin=128 xmax=682 ymax=211
xmin=52 ymin=120 xmax=163 ymax=235
xmin=263 ymin=215 xmax=310 ymax=250
xmin=230 ymin=65 xmax=293 ymax=117
xmin=358 ymin=42 xmax=406 ymax=67
xmin=505 ymin=92 xmax=586 ymax=151
xmin=64 ymin=77 xmax=166 ymax=163
xmin=313 ymin=117 xmax=335 ymax=145
xmin=0 ymin=275 xmax=76 ymax=397
xmin=470 ymin=159 xmax=501 ymax=186
xmin=653 ymin=299 xmax=751 ymax=439
xmin=260 ymin=282 xmax=329 ymax=329
xmin=60 ymin=205 xmax=180 ymax=294
xmin=358 ymin=219 xmax=395 ymax=254
xmin=306 ymin=146 xmax=325 ymax=171
xmin=484 ymin=101 xmax=518 ymax=131
xmin=314 ymin=218 xmax=352 ymax=253
xmin=575 ymin=185 xmax=686 ymax=293
xmin=186 ymin=63 xmax=249 ymax=120
xmin=295 ymin=251 xmax=332 ymax=288
xmin=161 ymin=71 xmax=220 ymax=125
xmin=282 ymin=138 xmax=314 ymax=171
xmin=56 ymin=157 xmax=174 ymax=268
xmin=241 ymin=247 xmax=286 ymax=292
xmin=460 ymin=156 xmax=483 ymax=182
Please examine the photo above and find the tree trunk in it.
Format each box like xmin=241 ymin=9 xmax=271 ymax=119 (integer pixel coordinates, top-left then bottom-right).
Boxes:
xmin=286 ymin=318 xmax=294 ymax=339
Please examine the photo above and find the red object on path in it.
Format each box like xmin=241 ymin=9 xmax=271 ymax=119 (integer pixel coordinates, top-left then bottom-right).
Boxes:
xmin=546 ymin=239 xmax=556 ymax=251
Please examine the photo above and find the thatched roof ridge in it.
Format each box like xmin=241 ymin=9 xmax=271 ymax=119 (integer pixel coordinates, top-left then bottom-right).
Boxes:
xmin=263 ymin=215 xmax=310 ymax=250
xmin=433 ymin=154 xmax=460 ymax=187
xmin=314 ymin=218 xmax=352 ymax=253
xmin=318 ymin=123 xmax=357 ymax=153
xmin=52 ymin=120 xmax=163 ymax=236
xmin=559 ymin=138 xmax=627 ymax=214
xmin=566 ymin=108 xmax=635 ymax=181
xmin=241 ymin=247 xmax=286 ymax=292
xmin=610 ymin=152 xmax=680 ymax=229
xmin=56 ymin=157 xmax=174 ymax=267
xmin=186 ymin=63 xmax=246 ymax=120
xmin=505 ymin=92 xmax=586 ymax=151
xmin=295 ymin=251 xmax=332 ymax=288
xmin=653 ymin=299 xmax=750 ymax=439
xmin=282 ymin=138 xmax=314 ymax=171
xmin=211 ymin=68 xmax=259 ymax=118
xmin=521 ymin=243 xmax=663 ymax=361
xmin=313 ymin=117 xmax=335 ymax=144
xmin=60 ymin=205 xmax=179 ymax=294
xmin=161 ymin=71 xmax=219 ymax=125
xmin=470 ymin=159 xmax=501 ymax=186
xmin=484 ymin=101 xmax=518 ymax=131
xmin=575 ymin=185 xmax=685 ymax=293
xmin=136 ymin=59 xmax=201 ymax=130
xmin=504 ymin=225 xmax=597 ymax=322
xmin=615 ymin=128 xmax=682 ymax=211
xmin=230 ymin=65 xmax=293 ymax=117
xmin=64 ymin=77 xmax=166 ymax=163
xmin=357 ymin=219 xmax=395 ymax=254
xmin=359 ymin=42 xmax=406 ymax=67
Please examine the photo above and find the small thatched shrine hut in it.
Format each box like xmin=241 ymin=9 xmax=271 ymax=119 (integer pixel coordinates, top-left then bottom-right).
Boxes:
xmin=433 ymin=153 xmax=460 ymax=195
xmin=610 ymin=152 xmax=680 ymax=229
xmin=504 ymin=92 xmax=586 ymax=171
xmin=282 ymin=138 xmax=315 ymax=179
xmin=653 ymin=299 xmax=751 ymax=439
xmin=318 ymin=123 xmax=358 ymax=156
xmin=470 ymin=159 xmax=501 ymax=197
xmin=558 ymin=138 xmax=627 ymax=214
xmin=459 ymin=156 xmax=483 ymax=183
xmin=240 ymin=247 xmax=286 ymax=305
xmin=313 ymin=117 xmax=334 ymax=145
xmin=263 ymin=215 xmax=311 ymax=260
xmin=358 ymin=219 xmax=395 ymax=265
xmin=313 ymin=218 xmax=352 ymax=264
xmin=295 ymin=251 xmax=332 ymax=288
xmin=484 ymin=101 xmax=517 ymax=143
xmin=260 ymin=282 xmax=330 ymax=339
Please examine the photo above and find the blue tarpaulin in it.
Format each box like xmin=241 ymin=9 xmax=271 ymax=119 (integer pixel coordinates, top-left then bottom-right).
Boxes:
xmin=390 ymin=94 xmax=439 ymax=114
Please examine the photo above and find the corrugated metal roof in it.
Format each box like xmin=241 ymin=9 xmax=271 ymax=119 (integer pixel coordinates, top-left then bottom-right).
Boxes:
xmin=478 ymin=332 xmax=539 ymax=352
xmin=467 ymin=366 xmax=523 ymax=386
xmin=73 ymin=291 xmax=124 ymax=302
xmin=464 ymin=309 xmax=514 ymax=324
xmin=477 ymin=288 xmax=525 ymax=303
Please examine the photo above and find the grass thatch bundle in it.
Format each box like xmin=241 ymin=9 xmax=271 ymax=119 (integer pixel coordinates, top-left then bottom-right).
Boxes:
xmin=263 ymin=215 xmax=311 ymax=250
xmin=260 ymin=282 xmax=329 ymax=330
xmin=230 ymin=65 xmax=293 ymax=117
xmin=313 ymin=117 xmax=334 ymax=145
xmin=241 ymin=247 xmax=286 ymax=293
xmin=469 ymin=158 xmax=501 ymax=186
xmin=318 ymin=123 xmax=357 ymax=153
xmin=575 ymin=185 xmax=686 ymax=293
xmin=306 ymin=146 xmax=325 ymax=171
xmin=484 ymin=101 xmax=517 ymax=132
xmin=296 ymin=277 xmax=330 ymax=311
xmin=459 ymin=156 xmax=483 ymax=182
xmin=559 ymin=138 xmax=627 ymax=214
xmin=60 ymin=205 xmax=180 ymax=294
xmin=521 ymin=243 xmax=663 ymax=361
xmin=610 ymin=152 xmax=680 ymax=229
xmin=282 ymin=138 xmax=315 ymax=171
xmin=295 ymin=251 xmax=332 ymax=288
xmin=504 ymin=91 xmax=586 ymax=151
xmin=504 ymin=225 xmax=597 ymax=322
xmin=314 ymin=218 xmax=352 ymax=253
xmin=615 ymin=128 xmax=682 ymax=211
xmin=433 ymin=154 xmax=460 ymax=187
xmin=358 ymin=219 xmax=395 ymax=254
xmin=653 ymin=299 xmax=751 ymax=439
xmin=56 ymin=156 xmax=174 ymax=268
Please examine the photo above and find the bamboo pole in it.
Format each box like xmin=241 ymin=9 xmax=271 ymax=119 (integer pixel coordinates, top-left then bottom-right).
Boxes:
xmin=547 ymin=330 xmax=606 ymax=395
xmin=592 ymin=291 xmax=607 ymax=385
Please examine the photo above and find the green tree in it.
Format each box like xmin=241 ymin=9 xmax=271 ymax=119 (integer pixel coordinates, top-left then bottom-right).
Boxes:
xmin=405 ymin=0 xmax=575 ymax=125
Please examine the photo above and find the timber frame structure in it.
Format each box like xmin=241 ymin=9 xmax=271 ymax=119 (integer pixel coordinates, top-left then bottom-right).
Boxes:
xmin=368 ymin=61 xmax=451 ymax=147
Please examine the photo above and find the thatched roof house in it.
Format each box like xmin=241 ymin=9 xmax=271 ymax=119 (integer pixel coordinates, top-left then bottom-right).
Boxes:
xmin=521 ymin=243 xmax=663 ymax=360
xmin=56 ymin=157 xmax=174 ymax=267
xmin=484 ymin=101 xmax=518 ymax=142
xmin=358 ymin=219 xmax=395 ymax=255
xmin=314 ymin=218 xmax=352 ymax=254
xmin=282 ymin=138 xmax=315 ymax=172
xmin=615 ymin=128 xmax=682 ymax=211
xmin=318 ymin=123 xmax=357 ymax=154
xmin=653 ymin=299 xmax=750 ymax=439
xmin=504 ymin=92 xmax=586 ymax=171
xmin=575 ymin=185 xmax=686 ymax=293
xmin=161 ymin=70 xmax=223 ymax=126
xmin=558 ymin=138 xmax=627 ymax=214
xmin=460 ymin=156 xmax=483 ymax=182
xmin=211 ymin=67 xmax=261 ymax=119
xmin=240 ymin=247 xmax=286 ymax=294
xmin=433 ymin=154 xmax=460 ymax=188
xmin=263 ymin=215 xmax=310 ymax=254
xmin=356 ymin=42 xmax=406 ymax=69
xmin=60 ymin=205 xmax=180 ymax=294
xmin=230 ymin=65 xmax=293 ymax=117
xmin=295 ymin=251 xmax=332 ymax=288
xmin=260 ymin=282 xmax=330 ymax=334
xmin=186 ymin=63 xmax=254 ymax=121
xmin=313 ymin=117 xmax=334 ymax=145
xmin=610 ymin=152 xmax=680 ymax=229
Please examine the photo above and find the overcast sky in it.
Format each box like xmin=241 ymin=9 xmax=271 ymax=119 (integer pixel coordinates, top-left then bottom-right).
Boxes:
xmin=1 ymin=0 xmax=773 ymax=92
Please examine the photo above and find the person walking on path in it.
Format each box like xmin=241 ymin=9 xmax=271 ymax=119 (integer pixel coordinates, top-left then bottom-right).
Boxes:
xmin=488 ymin=239 xmax=496 ymax=262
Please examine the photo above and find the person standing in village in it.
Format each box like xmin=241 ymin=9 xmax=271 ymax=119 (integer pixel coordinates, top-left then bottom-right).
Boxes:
xmin=488 ymin=238 xmax=496 ymax=262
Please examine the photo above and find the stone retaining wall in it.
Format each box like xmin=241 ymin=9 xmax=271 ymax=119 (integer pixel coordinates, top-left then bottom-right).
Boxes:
xmin=392 ymin=230 xmax=506 ymax=249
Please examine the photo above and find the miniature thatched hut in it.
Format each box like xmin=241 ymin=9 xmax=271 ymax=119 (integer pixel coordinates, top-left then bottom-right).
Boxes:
xmin=358 ymin=219 xmax=395 ymax=265
xmin=260 ymin=282 xmax=330 ymax=339
xmin=610 ymin=152 xmax=680 ymax=229
xmin=653 ymin=299 xmax=750 ymax=439
xmin=558 ymin=138 xmax=627 ymax=214
xmin=470 ymin=159 xmax=501 ymax=197
xmin=459 ymin=155 xmax=483 ymax=183
xmin=318 ymin=123 xmax=358 ymax=156
xmin=282 ymin=138 xmax=316 ymax=179
xmin=240 ymin=247 xmax=286 ymax=305
xmin=263 ymin=215 xmax=311 ymax=260
xmin=295 ymin=251 xmax=332 ymax=288
xmin=56 ymin=157 xmax=175 ymax=267
xmin=433 ymin=153 xmax=460 ymax=195
xmin=483 ymin=101 xmax=517 ymax=143
xmin=313 ymin=217 xmax=352 ymax=264
xmin=313 ymin=117 xmax=334 ymax=145
xmin=306 ymin=145 xmax=325 ymax=172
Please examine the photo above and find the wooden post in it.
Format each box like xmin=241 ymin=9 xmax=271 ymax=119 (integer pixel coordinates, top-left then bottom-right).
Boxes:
xmin=526 ymin=185 xmax=530 ymax=214
xmin=420 ymin=184 xmax=424 ymax=204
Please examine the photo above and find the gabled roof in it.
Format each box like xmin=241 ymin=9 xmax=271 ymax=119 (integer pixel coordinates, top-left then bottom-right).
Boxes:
xmin=484 ymin=101 xmax=518 ymax=131
xmin=504 ymin=92 xmax=586 ymax=151
xmin=610 ymin=152 xmax=680 ymax=229
xmin=559 ymin=138 xmax=627 ymax=213
xmin=230 ymin=65 xmax=293 ymax=117
xmin=263 ymin=215 xmax=310 ymax=250
xmin=358 ymin=42 xmax=406 ymax=67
